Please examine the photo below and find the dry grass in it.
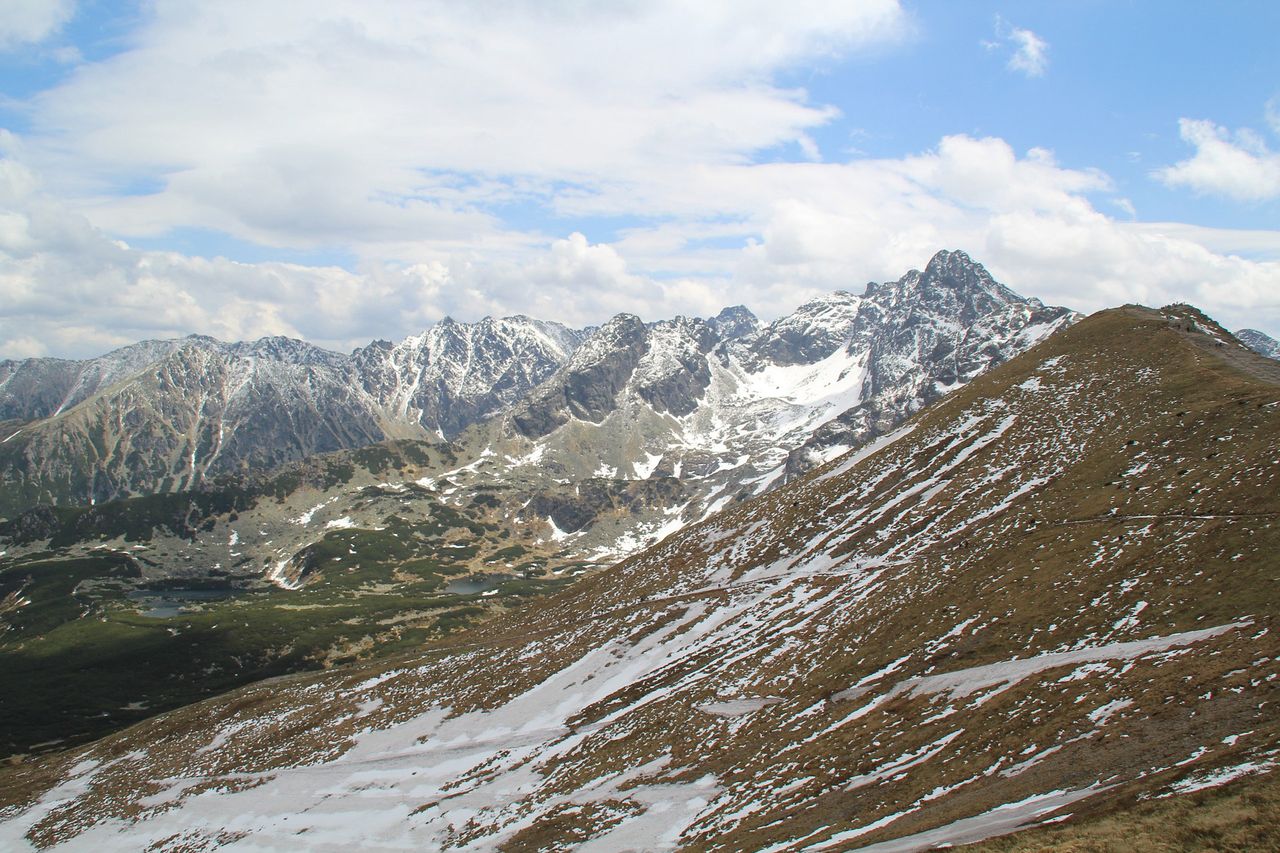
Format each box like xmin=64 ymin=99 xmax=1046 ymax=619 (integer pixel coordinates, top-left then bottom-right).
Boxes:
xmin=967 ymin=769 xmax=1280 ymax=852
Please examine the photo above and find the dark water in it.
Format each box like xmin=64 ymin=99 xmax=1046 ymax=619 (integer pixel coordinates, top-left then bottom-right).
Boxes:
xmin=443 ymin=574 xmax=513 ymax=595
xmin=126 ymin=589 xmax=242 ymax=618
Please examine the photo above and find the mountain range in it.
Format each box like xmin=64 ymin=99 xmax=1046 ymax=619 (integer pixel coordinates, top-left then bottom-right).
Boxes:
xmin=0 ymin=250 xmax=1087 ymax=759
xmin=2 ymin=300 xmax=1276 ymax=851
xmin=0 ymin=250 xmax=1074 ymax=521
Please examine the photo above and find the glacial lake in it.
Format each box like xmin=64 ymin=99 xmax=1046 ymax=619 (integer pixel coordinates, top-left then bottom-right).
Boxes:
xmin=443 ymin=574 xmax=514 ymax=595
xmin=126 ymin=589 xmax=245 ymax=618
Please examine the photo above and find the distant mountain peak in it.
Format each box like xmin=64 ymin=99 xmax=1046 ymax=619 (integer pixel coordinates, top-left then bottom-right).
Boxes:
xmin=921 ymin=245 xmax=1018 ymax=306
xmin=1236 ymin=328 xmax=1280 ymax=360
xmin=707 ymin=305 xmax=759 ymax=340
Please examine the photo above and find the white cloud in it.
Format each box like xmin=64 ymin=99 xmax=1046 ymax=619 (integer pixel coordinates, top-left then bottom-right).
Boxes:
xmin=23 ymin=0 xmax=906 ymax=253
xmin=0 ymin=0 xmax=74 ymax=49
xmin=6 ymin=128 xmax=1280 ymax=359
xmin=0 ymin=153 xmax=714 ymax=356
xmin=1155 ymin=117 xmax=1280 ymax=202
xmin=2 ymin=2 xmax=1279 ymax=357
xmin=990 ymin=17 xmax=1048 ymax=78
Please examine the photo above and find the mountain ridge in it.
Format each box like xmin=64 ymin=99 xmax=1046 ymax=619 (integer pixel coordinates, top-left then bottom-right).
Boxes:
xmin=0 ymin=251 xmax=1076 ymax=518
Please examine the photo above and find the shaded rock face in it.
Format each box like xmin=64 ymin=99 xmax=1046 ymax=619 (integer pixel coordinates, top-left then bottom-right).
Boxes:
xmin=526 ymin=478 xmax=688 ymax=535
xmin=512 ymin=314 xmax=650 ymax=439
xmin=1237 ymin=328 xmax=1280 ymax=360
xmin=510 ymin=312 xmax=729 ymax=438
xmin=631 ymin=317 xmax=720 ymax=417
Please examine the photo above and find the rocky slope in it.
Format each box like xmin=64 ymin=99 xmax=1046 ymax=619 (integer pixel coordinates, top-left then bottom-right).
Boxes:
xmin=447 ymin=250 xmax=1076 ymax=561
xmin=2 ymin=303 xmax=1275 ymax=851
xmin=0 ymin=318 xmax=581 ymax=515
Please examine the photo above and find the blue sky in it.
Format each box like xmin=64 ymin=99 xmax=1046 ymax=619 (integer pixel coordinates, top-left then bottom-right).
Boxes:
xmin=0 ymin=0 xmax=1277 ymax=358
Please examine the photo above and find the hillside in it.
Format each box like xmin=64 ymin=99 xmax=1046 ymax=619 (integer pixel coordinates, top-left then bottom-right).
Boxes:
xmin=0 ymin=303 xmax=1275 ymax=850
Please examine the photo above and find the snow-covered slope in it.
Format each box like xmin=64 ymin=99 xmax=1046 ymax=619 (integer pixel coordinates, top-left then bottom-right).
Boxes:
xmin=4 ymin=304 xmax=1276 ymax=851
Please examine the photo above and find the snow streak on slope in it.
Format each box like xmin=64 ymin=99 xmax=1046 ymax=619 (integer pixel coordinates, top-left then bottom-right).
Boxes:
xmin=3 ymin=306 xmax=1277 ymax=851
xmin=461 ymin=251 xmax=1076 ymax=564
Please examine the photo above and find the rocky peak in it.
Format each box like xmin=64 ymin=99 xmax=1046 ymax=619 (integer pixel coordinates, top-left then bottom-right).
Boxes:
xmin=707 ymin=305 xmax=759 ymax=341
xmin=356 ymin=314 xmax=585 ymax=438
xmin=911 ymin=249 xmax=1026 ymax=323
xmin=742 ymin=290 xmax=863 ymax=367
xmin=228 ymin=336 xmax=347 ymax=368
xmin=1236 ymin=328 xmax=1280 ymax=360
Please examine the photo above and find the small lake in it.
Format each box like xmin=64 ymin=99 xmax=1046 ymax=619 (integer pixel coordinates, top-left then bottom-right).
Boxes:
xmin=443 ymin=574 xmax=513 ymax=595
xmin=126 ymin=589 xmax=243 ymax=618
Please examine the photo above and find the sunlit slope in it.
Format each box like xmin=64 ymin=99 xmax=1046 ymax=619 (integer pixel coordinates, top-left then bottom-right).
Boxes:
xmin=2 ymin=304 xmax=1276 ymax=851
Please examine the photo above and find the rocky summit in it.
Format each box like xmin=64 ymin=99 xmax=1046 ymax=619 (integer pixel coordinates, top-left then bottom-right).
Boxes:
xmin=2 ymin=302 xmax=1276 ymax=851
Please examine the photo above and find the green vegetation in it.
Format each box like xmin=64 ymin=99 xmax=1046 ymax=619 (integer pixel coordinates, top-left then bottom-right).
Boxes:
xmin=0 ymin=461 xmax=578 ymax=758
xmin=0 ymin=520 xmax=572 ymax=756
xmin=0 ymin=436 xmax=641 ymax=758
xmin=0 ymin=489 xmax=256 ymax=547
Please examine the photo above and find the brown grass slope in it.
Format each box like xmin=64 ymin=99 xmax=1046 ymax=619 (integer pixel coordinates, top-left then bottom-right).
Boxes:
xmin=0 ymin=304 xmax=1277 ymax=851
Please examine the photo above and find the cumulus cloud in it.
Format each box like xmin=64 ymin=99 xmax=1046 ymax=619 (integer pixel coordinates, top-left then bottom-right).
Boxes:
xmin=0 ymin=153 xmax=711 ymax=357
xmin=988 ymin=17 xmax=1048 ymax=78
xmin=6 ymin=128 xmax=1280 ymax=359
xmin=1155 ymin=117 xmax=1280 ymax=202
xmin=2 ymin=1 xmax=1279 ymax=356
xmin=0 ymin=0 xmax=75 ymax=49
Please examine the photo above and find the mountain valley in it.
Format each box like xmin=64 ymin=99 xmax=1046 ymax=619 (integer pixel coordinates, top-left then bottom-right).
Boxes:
xmin=0 ymin=252 xmax=1081 ymax=759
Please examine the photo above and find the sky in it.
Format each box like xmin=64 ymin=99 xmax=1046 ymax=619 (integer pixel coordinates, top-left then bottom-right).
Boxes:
xmin=0 ymin=0 xmax=1278 ymax=359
